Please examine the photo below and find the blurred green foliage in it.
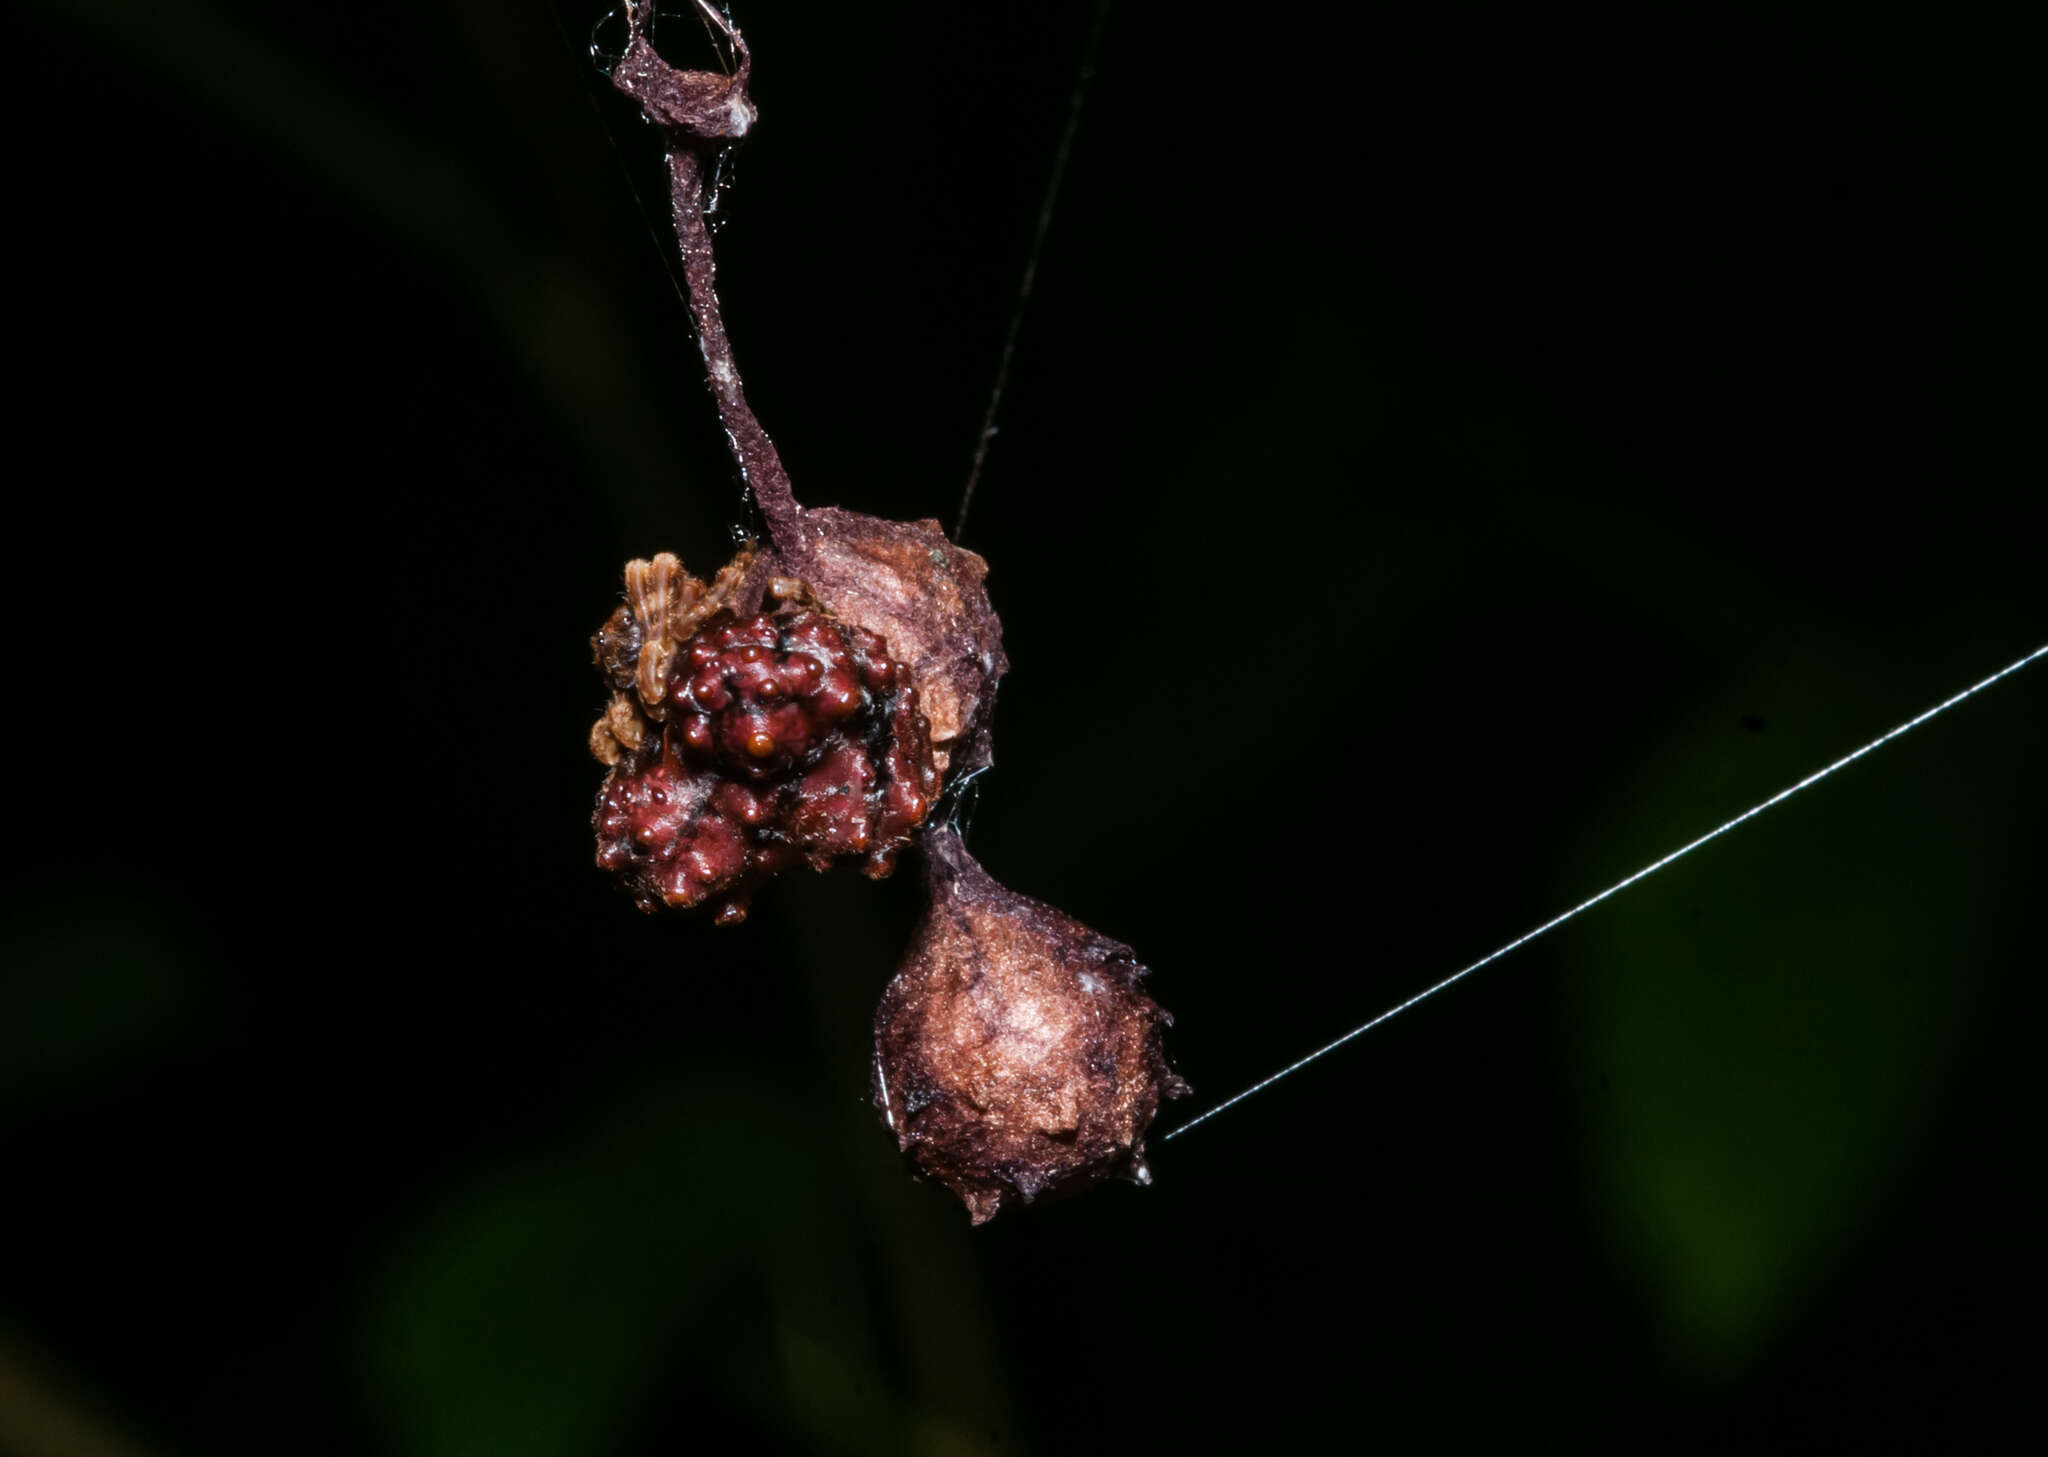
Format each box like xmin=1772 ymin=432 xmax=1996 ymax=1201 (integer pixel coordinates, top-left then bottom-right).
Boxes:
xmin=1575 ymin=655 xmax=1989 ymax=1369
xmin=366 ymin=1086 xmax=907 ymax=1456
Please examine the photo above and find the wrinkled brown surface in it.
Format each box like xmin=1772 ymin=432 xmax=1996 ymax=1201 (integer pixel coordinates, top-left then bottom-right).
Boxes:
xmin=795 ymin=509 xmax=1005 ymax=778
xmin=873 ymin=828 xmax=1187 ymax=1223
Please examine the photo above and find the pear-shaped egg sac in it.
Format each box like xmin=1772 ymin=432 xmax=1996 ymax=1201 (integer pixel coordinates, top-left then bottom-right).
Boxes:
xmin=592 ymin=569 xmax=940 ymax=923
xmin=872 ymin=828 xmax=1188 ymax=1223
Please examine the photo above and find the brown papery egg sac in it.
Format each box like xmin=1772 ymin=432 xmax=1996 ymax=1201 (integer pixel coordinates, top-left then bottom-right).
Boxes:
xmin=873 ymin=828 xmax=1188 ymax=1224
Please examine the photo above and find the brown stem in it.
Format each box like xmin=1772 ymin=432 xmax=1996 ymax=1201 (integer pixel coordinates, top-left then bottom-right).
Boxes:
xmin=611 ymin=1 xmax=807 ymax=563
xmin=664 ymin=146 xmax=806 ymax=559
xmin=663 ymin=149 xmax=806 ymax=557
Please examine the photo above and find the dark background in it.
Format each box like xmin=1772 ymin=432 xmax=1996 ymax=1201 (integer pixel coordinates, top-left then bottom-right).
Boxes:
xmin=8 ymin=1 xmax=2043 ymax=1451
